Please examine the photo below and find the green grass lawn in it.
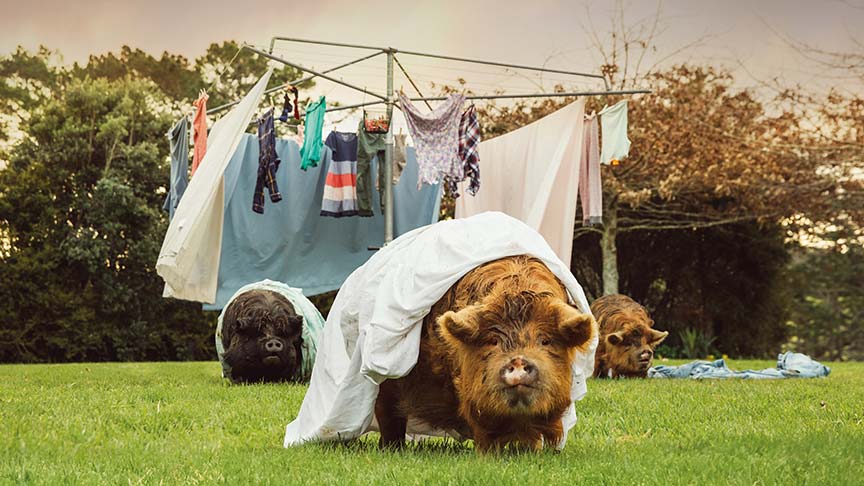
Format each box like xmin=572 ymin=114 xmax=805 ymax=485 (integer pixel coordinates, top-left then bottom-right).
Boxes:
xmin=1 ymin=360 xmax=862 ymax=485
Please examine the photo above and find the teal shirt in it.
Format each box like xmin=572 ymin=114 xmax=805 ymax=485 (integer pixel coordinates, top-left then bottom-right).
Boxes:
xmin=300 ymin=96 xmax=327 ymax=170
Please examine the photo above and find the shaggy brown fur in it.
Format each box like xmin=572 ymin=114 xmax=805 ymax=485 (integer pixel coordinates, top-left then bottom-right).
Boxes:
xmin=591 ymin=294 xmax=668 ymax=379
xmin=221 ymin=289 xmax=304 ymax=384
xmin=374 ymin=255 xmax=596 ymax=453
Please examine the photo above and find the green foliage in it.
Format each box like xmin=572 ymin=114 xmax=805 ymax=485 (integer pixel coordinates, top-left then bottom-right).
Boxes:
xmin=784 ymin=240 xmax=864 ymax=361
xmin=0 ymin=42 xmax=316 ymax=363
xmin=71 ymin=46 xmax=203 ymax=102
xmin=572 ymin=222 xmax=790 ymax=358
xmin=1 ymin=361 xmax=860 ymax=484
xmin=0 ymin=46 xmax=63 ymax=143
xmin=678 ymin=328 xmax=718 ymax=359
xmin=0 ymin=76 xmax=211 ymax=362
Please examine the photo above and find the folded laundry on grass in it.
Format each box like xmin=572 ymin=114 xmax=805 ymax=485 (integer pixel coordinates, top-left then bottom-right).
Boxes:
xmin=648 ymin=352 xmax=830 ymax=379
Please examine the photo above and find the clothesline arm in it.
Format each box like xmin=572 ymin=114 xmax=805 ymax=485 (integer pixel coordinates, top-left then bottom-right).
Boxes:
xmin=268 ymin=36 xmax=611 ymax=90
xmin=408 ymin=90 xmax=651 ymax=102
xmin=242 ymin=44 xmax=389 ymax=102
xmin=208 ymin=50 xmax=386 ymax=116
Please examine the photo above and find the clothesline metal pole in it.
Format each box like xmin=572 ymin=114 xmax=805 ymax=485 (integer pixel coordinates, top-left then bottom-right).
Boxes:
xmin=242 ymin=45 xmax=388 ymax=102
xmin=207 ymin=50 xmax=386 ymax=116
xmin=409 ymin=89 xmax=651 ymax=102
xmin=384 ymin=49 xmax=396 ymax=244
xmin=268 ymin=37 xmax=610 ymax=88
xmin=395 ymin=49 xmax=611 ymax=90
xmin=269 ymin=36 xmax=387 ymax=53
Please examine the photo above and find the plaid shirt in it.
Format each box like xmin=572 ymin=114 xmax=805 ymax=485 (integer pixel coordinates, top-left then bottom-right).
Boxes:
xmin=447 ymin=104 xmax=481 ymax=198
xmin=253 ymin=109 xmax=282 ymax=214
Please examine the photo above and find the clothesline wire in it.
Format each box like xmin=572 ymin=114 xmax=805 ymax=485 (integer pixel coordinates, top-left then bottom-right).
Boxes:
xmin=207 ymin=49 xmax=386 ymax=115
xmin=206 ymin=46 xmax=244 ymax=94
xmin=393 ymin=55 xmax=432 ymax=110
xmin=271 ymin=44 xmax=596 ymax=86
xmin=210 ymin=44 xmax=607 ymax=117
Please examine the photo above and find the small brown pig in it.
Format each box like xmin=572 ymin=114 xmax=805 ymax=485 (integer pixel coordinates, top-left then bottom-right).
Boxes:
xmin=591 ymin=294 xmax=668 ymax=379
xmin=374 ymin=255 xmax=596 ymax=452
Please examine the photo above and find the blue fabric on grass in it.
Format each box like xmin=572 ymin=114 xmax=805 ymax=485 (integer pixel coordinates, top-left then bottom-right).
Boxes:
xmin=203 ymin=133 xmax=441 ymax=311
xmin=648 ymin=352 xmax=831 ymax=379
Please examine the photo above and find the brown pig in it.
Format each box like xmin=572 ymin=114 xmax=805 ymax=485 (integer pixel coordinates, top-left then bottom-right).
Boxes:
xmin=591 ymin=294 xmax=668 ymax=379
xmin=374 ymin=255 xmax=596 ymax=452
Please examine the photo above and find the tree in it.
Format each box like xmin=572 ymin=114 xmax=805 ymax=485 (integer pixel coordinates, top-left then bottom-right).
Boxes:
xmin=71 ymin=46 xmax=203 ymax=102
xmin=0 ymin=46 xmax=63 ymax=147
xmin=0 ymin=76 xmax=211 ymax=362
xmin=785 ymin=234 xmax=864 ymax=361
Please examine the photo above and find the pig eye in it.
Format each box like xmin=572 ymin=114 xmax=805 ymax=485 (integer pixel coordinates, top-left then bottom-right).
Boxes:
xmin=487 ymin=337 xmax=500 ymax=347
xmin=541 ymin=338 xmax=552 ymax=346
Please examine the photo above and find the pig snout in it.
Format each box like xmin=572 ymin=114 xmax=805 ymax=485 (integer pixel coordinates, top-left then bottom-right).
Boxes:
xmin=638 ymin=348 xmax=653 ymax=366
xmin=264 ymin=338 xmax=284 ymax=353
xmin=500 ymin=356 xmax=539 ymax=387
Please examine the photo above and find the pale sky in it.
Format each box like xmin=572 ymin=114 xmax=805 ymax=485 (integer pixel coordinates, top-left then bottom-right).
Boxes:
xmin=2 ymin=0 xmax=863 ymax=107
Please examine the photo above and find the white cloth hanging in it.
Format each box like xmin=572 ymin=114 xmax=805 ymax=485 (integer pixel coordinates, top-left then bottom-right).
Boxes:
xmin=599 ymin=100 xmax=631 ymax=165
xmin=284 ymin=212 xmax=597 ymax=450
xmin=455 ymin=99 xmax=586 ymax=267
xmin=157 ymin=70 xmax=273 ymax=303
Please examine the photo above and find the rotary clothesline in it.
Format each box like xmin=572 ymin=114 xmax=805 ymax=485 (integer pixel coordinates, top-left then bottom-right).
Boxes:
xmin=205 ymin=36 xmax=651 ymax=243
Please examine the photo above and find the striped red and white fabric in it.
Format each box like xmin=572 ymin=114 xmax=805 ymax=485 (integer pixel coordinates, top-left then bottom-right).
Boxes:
xmin=320 ymin=131 xmax=359 ymax=217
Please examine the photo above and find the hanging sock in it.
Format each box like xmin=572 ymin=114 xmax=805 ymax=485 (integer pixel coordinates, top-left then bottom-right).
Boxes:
xmin=252 ymin=108 xmax=282 ymax=214
xmin=278 ymin=85 xmax=300 ymax=123
xmin=599 ymin=100 xmax=631 ymax=165
xmin=300 ymin=96 xmax=326 ymax=170
xmin=398 ymin=92 xmax=465 ymax=189
xmin=190 ymin=90 xmax=209 ymax=176
xmin=446 ymin=104 xmax=481 ymax=198
xmin=278 ymin=92 xmax=292 ymax=123
xmin=579 ymin=112 xmax=602 ymax=226
xmin=291 ymin=86 xmax=300 ymax=120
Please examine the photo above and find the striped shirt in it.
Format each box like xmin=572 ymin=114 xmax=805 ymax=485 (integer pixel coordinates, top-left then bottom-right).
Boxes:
xmin=320 ymin=131 xmax=359 ymax=217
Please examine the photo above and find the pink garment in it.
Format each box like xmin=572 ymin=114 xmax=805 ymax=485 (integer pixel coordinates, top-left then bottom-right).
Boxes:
xmin=579 ymin=113 xmax=602 ymax=225
xmin=398 ymin=93 xmax=465 ymax=188
xmin=455 ymin=100 xmax=586 ymax=266
xmin=190 ymin=94 xmax=209 ymax=176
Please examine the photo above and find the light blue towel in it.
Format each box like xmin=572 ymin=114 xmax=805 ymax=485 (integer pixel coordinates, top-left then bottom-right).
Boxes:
xmin=203 ymin=133 xmax=441 ymax=311
xmin=648 ymin=352 xmax=831 ymax=379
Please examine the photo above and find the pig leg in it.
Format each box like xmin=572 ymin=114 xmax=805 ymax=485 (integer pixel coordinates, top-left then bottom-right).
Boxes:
xmin=471 ymin=428 xmax=495 ymax=454
xmin=375 ymin=381 xmax=407 ymax=448
xmin=539 ymin=419 xmax=564 ymax=450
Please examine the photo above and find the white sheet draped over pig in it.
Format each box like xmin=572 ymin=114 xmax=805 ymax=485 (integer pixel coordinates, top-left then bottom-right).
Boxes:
xmin=284 ymin=212 xmax=597 ymax=449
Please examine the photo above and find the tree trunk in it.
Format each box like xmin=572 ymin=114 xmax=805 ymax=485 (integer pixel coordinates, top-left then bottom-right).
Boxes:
xmin=600 ymin=204 xmax=619 ymax=296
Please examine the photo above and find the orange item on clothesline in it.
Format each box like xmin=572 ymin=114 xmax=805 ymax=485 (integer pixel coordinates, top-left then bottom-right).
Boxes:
xmin=190 ymin=92 xmax=209 ymax=176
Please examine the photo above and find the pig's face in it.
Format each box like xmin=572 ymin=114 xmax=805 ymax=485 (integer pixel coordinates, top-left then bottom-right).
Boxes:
xmin=438 ymin=290 xmax=595 ymax=420
xmin=221 ymin=290 xmax=304 ymax=383
xmin=603 ymin=324 xmax=668 ymax=377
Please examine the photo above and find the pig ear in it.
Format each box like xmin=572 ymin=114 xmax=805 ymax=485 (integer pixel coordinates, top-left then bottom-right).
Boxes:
xmin=606 ymin=332 xmax=625 ymax=346
xmin=437 ymin=305 xmax=483 ymax=346
xmin=649 ymin=329 xmax=669 ymax=346
xmin=554 ymin=302 xmax=596 ymax=350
